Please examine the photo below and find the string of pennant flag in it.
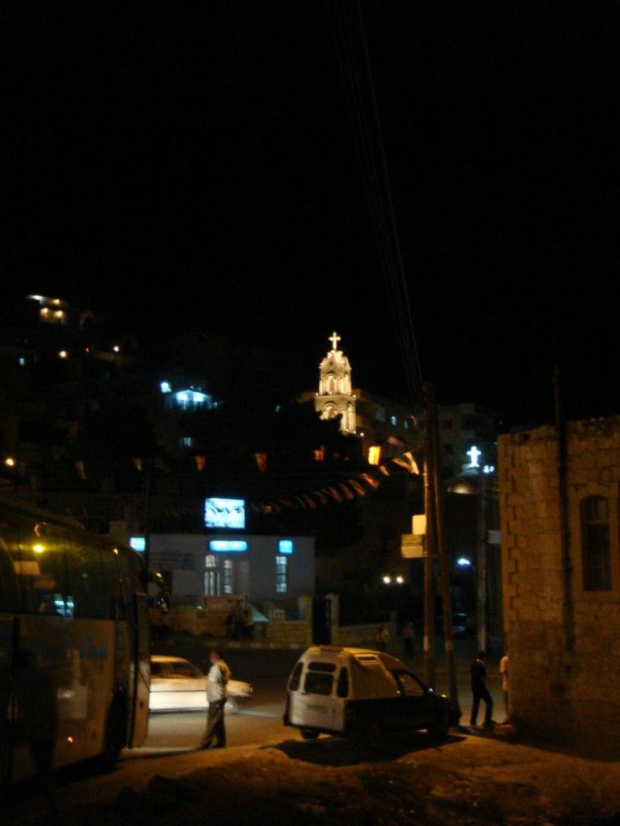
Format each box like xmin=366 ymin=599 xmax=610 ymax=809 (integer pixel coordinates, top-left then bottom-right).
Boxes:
xmin=250 ymin=450 xmax=420 ymax=515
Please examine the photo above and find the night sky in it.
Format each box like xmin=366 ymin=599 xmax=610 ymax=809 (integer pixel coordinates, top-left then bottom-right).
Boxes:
xmin=2 ymin=2 xmax=618 ymax=429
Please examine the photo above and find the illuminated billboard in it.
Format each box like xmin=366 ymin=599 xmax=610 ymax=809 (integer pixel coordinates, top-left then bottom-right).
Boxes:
xmin=204 ymin=497 xmax=246 ymax=530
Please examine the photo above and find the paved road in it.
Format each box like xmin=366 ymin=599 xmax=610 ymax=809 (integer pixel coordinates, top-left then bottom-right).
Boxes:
xmin=142 ymin=638 xmax=507 ymax=754
xmin=8 ymin=639 xmax=508 ymax=822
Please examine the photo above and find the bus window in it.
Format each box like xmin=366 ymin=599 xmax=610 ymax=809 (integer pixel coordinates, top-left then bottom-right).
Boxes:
xmin=66 ymin=538 xmax=107 ymax=619
xmin=101 ymin=546 xmax=126 ymax=619
xmin=0 ymin=529 xmax=20 ymax=613
xmin=29 ymin=532 xmax=70 ymax=617
xmin=3 ymin=519 xmax=70 ymax=616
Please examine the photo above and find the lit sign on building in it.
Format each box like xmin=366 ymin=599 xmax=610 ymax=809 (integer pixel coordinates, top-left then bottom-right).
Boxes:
xmin=467 ymin=445 xmax=482 ymax=468
xmin=174 ymin=389 xmax=210 ymax=407
xmin=209 ymin=540 xmax=248 ymax=552
xmin=204 ymin=498 xmax=246 ymax=530
xmin=278 ymin=540 xmax=293 ymax=554
xmin=129 ymin=537 xmax=146 ymax=553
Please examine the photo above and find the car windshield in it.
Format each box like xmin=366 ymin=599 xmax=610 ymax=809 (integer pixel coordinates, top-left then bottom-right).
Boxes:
xmin=172 ymin=662 xmax=200 ymax=678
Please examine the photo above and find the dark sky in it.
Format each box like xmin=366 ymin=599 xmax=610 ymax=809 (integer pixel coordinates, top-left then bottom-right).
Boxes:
xmin=1 ymin=2 xmax=618 ymax=429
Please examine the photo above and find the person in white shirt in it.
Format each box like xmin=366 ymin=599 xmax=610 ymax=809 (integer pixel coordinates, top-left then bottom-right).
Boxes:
xmin=499 ymin=646 xmax=510 ymax=724
xmin=198 ymin=648 xmax=231 ymax=749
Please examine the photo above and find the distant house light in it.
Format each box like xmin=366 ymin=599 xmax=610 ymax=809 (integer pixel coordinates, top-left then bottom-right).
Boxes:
xmin=390 ymin=416 xmax=397 ymax=426
xmin=457 ymin=557 xmax=472 ymax=567
xmin=160 ymin=381 xmax=172 ymax=393
xmin=18 ymin=357 xmax=26 ymax=367
xmin=58 ymin=350 xmax=68 ymax=359
xmin=278 ymin=539 xmax=293 ymax=554
xmin=483 ymin=465 xmax=495 ymax=474
xmin=368 ymin=446 xmax=381 ymax=465
xmin=113 ymin=345 xmax=120 ymax=353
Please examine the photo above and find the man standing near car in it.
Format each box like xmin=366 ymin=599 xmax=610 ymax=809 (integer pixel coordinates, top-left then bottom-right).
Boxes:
xmin=198 ymin=648 xmax=231 ymax=749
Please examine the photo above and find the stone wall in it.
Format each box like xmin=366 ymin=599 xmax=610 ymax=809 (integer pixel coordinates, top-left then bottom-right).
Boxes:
xmin=150 ymin=594 xmax=397 ymax=652
xmin=499 ymin=419 xmax=620 ymax=753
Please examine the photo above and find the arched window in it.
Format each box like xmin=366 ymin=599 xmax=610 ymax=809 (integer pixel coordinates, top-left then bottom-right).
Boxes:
xmin=204 ymin=554 xmax=217 ymax=596
xmin=581 ymin=496 xmax=611 ymax=591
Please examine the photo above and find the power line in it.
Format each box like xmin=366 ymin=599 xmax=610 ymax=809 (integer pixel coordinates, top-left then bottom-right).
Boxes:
xmin=326 ymin=0 xmax=425 ymax=411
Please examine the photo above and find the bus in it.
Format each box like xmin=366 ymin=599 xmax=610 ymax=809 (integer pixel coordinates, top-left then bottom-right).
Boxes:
xmin=0 ymin=498 xmax=150 ymax=792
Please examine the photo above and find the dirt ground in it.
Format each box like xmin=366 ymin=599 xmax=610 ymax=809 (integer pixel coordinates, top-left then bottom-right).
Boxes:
xmin=9 ymin=729 xmax=620 ymax=826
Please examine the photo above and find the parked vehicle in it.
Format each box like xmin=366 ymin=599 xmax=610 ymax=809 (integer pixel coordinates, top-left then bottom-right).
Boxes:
xmin=149 ymin=655 xmax=253 ymax=713
xmin=283 ymin=646 xmax=459 ymax=745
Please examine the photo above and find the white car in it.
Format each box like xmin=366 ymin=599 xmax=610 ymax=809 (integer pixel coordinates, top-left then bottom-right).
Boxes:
xmin=149 ymin=655 xmax=253 ymax=714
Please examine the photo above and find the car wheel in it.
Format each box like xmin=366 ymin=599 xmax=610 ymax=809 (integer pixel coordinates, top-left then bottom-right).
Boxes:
xmin=428 ymin=709 xmax=451 ymax=738
xmin=300 ymin=728 xmax=320 ymax=740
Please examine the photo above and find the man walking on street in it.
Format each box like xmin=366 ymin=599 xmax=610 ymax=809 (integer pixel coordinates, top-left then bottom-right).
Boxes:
xmin=470 ymin=650 xmax=494 ymax=730
xmin=198 ymin=648 xmax=231 ymax=749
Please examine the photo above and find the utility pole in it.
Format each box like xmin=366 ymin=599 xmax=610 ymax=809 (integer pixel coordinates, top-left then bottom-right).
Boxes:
xmin=422 ymin=447 xmax=436 ymax=688
xmin=554 ymin=366 xmax=574 ymax=653
xmin=476 ymin=469 xmax=488 ymax=653
xmin=144 ymin=467 xmax=152 ymax=575
xmin=425 ymin=382 xmax=460 ymax=713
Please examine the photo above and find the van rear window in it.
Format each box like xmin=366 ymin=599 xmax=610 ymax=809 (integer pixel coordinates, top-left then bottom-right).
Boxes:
xmin=304 ymin=672 xmax=334 ymax=696
xmin=307 ymin=662 xmax=336 ymax=673
xmin=289 ymin=662 xmax=303 ymax=691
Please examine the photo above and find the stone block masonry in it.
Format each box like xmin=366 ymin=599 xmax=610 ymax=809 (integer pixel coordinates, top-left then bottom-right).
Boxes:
xmin=499 ymin=418 xmax=620 ymax=755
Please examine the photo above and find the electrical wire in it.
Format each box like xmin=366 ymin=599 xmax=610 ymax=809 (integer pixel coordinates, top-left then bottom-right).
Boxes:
xmin=326 ymin=1 xmax=425 ymax=411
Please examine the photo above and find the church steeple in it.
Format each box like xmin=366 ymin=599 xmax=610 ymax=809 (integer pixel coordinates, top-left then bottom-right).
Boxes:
xmin=315 ymin=332 xmax=356 ymax=434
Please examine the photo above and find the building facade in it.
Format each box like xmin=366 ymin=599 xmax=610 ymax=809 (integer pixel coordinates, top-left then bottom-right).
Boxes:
xmin=499 ymin=418 xmax=620 ymax=753
xmin=147 ymin=532 xmax=315 ymax=609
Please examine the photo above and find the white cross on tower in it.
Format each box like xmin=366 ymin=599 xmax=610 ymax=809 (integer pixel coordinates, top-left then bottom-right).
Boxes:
xmin=467 ymin=445 xmax=482 ymax=468
xmin=329 ymin=331 xmax=341 ymax=351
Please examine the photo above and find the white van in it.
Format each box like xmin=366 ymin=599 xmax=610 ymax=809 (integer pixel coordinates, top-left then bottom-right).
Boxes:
xmin=283 ymin=646 xmax=458 ymax=745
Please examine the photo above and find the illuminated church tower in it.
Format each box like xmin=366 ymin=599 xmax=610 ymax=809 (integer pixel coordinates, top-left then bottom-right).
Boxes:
xmin=314 ymin=332 xmax=356 ymax=434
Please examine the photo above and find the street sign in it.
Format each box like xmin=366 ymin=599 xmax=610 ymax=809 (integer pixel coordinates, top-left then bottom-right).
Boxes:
xmin=401 ymin=534 xmax=424 ymax=558
xmin=412 ymin=514 xmax=427 ymax=535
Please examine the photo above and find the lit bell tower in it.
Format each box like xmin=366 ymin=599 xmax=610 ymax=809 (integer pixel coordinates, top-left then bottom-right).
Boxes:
xmin=314 ymin=332 xmax=356 ymax=434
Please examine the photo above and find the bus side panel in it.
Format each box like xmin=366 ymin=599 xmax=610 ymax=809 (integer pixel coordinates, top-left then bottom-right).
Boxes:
xmin=130 ymin=594 xmax=150 ymax=747
xmin=0 ymin=615 xmax=18 ymax=791
xmin=15 ymin=615 xmax=116 ymax=775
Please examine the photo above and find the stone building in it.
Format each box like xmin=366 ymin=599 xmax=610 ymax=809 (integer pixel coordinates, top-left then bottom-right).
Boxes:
xmin=498 ymin=418 xmax=620 ymax=753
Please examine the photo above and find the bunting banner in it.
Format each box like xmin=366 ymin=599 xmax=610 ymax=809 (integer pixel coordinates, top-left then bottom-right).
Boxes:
xmin=347 ymin=478 xmax=367 ymax=496
xmin=390 ymin=450 xmax=420 ymax=475
xmin=250 ymin=446 xmax=422 ymax=513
